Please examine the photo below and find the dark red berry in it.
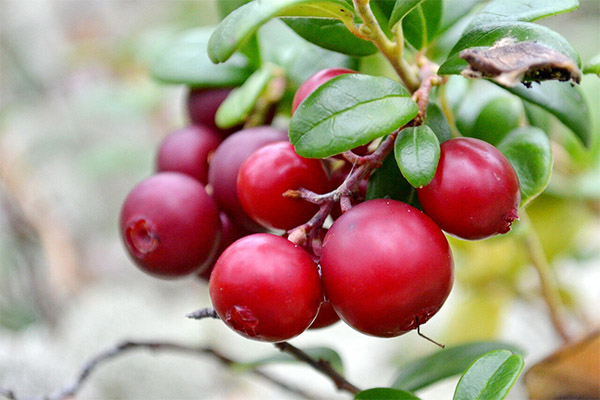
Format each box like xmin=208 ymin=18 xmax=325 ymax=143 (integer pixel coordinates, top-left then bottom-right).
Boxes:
xmin=120 ymin=172 xmax=221 ymax=278
xmin=417 ymin=137 xmax=520 ymax=240
xmin=208 ymin=126 xmax=288 ymax=231
xmin=197 ymin=212 xmax=252 ymax=281
xmin=320 ymin=199 xmax=453 ymax=337
xmin=209 ymin=233 xmax=322 ymax=342
xmin=186 ymin=87 xmax=232 ymax=133
xmin=237 ymin=141 xmax=332 ymax=230
xmin=292 ymin=68 xmax=355 ymax=114
xmin=156 ymin=125 xmax=221 ymax=184
xmin=308 ymin=301 xmax=340 ymax=330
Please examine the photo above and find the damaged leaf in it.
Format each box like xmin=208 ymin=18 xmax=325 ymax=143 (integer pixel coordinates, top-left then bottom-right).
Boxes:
xmin=460 ymin=39 xmax=581 ymax=87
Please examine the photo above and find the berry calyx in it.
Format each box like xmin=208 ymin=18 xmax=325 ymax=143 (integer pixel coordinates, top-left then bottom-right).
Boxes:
xmin=417 ymin=137 xmax=521 ymax=240
xmin=120 ymin=173 xmax=221 ymax=278
xmin=237 ymin=141 xmax=332 ymax=230
xmin=320 ymin=199 xmax=453 ymax=337
xmin=209 ymin=234 xmax=323 ymax=342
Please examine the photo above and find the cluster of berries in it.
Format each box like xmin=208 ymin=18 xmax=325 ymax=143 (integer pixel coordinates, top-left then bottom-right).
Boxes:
xmin=120 ymin=68 xmax=520 ymax=342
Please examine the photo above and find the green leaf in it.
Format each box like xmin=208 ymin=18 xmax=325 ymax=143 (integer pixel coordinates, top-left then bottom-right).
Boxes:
xmin=150 ymin=28 xmax=253 ymax=87
xmin=389 ymin=0 xmax=423 ymax=29
xmin=355 ymin=388 xmax=421 ymax=400
xmin=394 ymin=125 xmax=440 ymax=188
xmin=440 ymin=0 xmax=483 ymax=33
xmin=425 ymin=103 xmax=452 ymax=143
xmin=366 ymin=152 xmax=419 ymax=207
xmin=289 ymin=74 xmax=418 ymax=158
xmin=208 ymin=0 xmax=355 ymax=63
xmin=583 ymin=53 xmax=600 ymax=77
xmin=469 ymin=96 xmax=522 ymax=145
xmin=284 ymin=18 xmax=378 ymax=56
xmin=401 ymin=0 xmax=443 ymax=50
xmin=505 ymin=81 xmax=592 ymax=147
xmin=497 ymin=127 xmax=552 ymax=206
xmin=454 ymin=80 xmax=512 ymax=137
xmin=237 ymin=346 xmax=344 ymax=374
xmin=453 ymin=350 xmax=524 ymax=400
xmin=217 ymin=0 xmax=252 ymax=20
xmin=215 ymin=64 xmax=279 ymax=128
xmin=392 ymin=341 xmax=523 ymax=392
xmin=467 ymin=0 xmax=579 ymax=29
xmin=439 ymin=21 xmax=581 ymax=76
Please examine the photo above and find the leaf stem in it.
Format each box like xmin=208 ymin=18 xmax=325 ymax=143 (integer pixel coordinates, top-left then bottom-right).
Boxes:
xmin=520 ymin=211 xmax=572 ymax=343
xmin=438 ymin=83 xmax=461 ymax=138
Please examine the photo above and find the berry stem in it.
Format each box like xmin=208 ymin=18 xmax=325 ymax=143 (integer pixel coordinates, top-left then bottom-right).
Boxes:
xmin=186 ymin=307 xmax=220 ymax=320
xmin=274 ymin=342 xmax=361 ymax=395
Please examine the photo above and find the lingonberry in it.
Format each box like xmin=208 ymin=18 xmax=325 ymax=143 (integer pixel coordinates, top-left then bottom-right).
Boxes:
xmin=208 ymin=126 xmax=288 ymax=231
xmin=186 ymin=87 xmax=232 ymax=133
xmin=156 ymin=125 xmax=221 ymax=184
xmin=417 ymin=137 xmax=520 ymax=240
xmin=291 ymin=67 xmax=356 ymax=114
xmin=320 ymin=199 xmax=453 ymax=337
xmin=119 ymin=172 xmax=221 ymax=278
xmin=308 ymin=301 xmax=340 ymax=330
xmin=237 ymin=141 xmax=332 ymax=230
xmin=209 ymin=233 xmax=322 ymax=342
xmin=197 ymin=212 xmax=252 ymax=281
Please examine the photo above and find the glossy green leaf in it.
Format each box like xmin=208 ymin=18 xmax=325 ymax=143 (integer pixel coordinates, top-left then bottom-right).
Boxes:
xmin=208 ymin=0 xmax=355 ymax=63
xmin=215 ymin=64 xmax=278 ymax=128
xmin=467 ymin=0 xmax=579 ymax=29
xmin=289 ymin=74 xmax=418 ymax=158
xmin=355 ymin=388 xmax=421 ymax=400
xmin=389 ymin=0 xmax=423 ymax=29
xmin=366 ymin=152 xmax=419 ymax=207
xmin=237 ymin=346 xmax=344 ymax=374
xmin=150 ymin=28 xmax=253 ymax=87
xmin=284 ymin=18 xmax=378 ymax=56
xmin=498 ymin=127 xmax=552 ymax=206
xmin=401 ymin=0 xmax=443 ymax=50
xmin=392 ymin=341 xmax=523 ymax=392
xmin=440 ymin=0 xmax=483 ymax=32
xmin=523 ymin=102 xmax=552 ymax=134
xmin=505 ymin=81 xmax=592 ymax=147
xmin=425 ymin=103 xmax=453 ymax=143
xmin=394 ymin=125 xmax=440 ymax=188
xmin=439 ymin=21 xmax=581 ymax=76
xmin=583 ymin=53 xmax=600 ymax=77
xmin=454 ymin=350 xmax=524 ymax=400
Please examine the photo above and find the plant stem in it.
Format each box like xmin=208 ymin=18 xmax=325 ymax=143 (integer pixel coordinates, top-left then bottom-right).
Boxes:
xmin=275 ymin=342 xmax=361 ymax=395
xmin=438 ymin=83 xmax=461 ymax=138
xmin=521 ymin=211 xmax=572 ymax=343
xmin=352 ymin=0 xmax=420 ymax=92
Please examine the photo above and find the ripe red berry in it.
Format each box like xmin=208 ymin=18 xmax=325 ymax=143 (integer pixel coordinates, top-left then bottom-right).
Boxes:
xmin=308 ymin=301 xmax=340 ymax=330
xmin=237 ymin=141 xmax=332 ymax=230
xmin=208 ymin=126 xmax=288 ymax=231
xmin=197 ymin=212 xmax=252 ymax=281
xmin=120 ymin=172 xmax=221 ymax=278
xmin=156 ymin=125 xmax=221 ymax=184
xmin=417 ymin=137 xmax=520 ymax=240
xmin=186 ymin=87 xmax=232 ymax=132
xmin=320 ymin=199 xmax=453 ymax=337
xmin=209 ymin=234 xmax=323 ymax=342
xmin=292 ymin=68 xmax=355 ymax=114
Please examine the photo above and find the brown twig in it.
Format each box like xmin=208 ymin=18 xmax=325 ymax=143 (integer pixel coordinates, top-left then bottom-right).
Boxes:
xmin=185 ymin=307 xmax=220 ymax=320
xmin=0 ymin=341 xmax=318 ymax=400
xmin=275 ymin=342 xmax=361 ymax=395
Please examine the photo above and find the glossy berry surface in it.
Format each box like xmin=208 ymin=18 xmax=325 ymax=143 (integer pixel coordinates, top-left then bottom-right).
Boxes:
xmin=209 ymin=234 xmax=322 ymax=342
xmin=417 ymin=137 xmax=520 ymax=240
xmin=120 ymin=172 xmax=221 ymax=278
xmin=320 ymin=199 xmax=453 ymax=337
xmin=208 ymin=126 xmax=288 ymax=231
xmin=197 ymin=212 xmax=252 ymax=281
xmin=291 ymin=68 xmax=355 ymax=114
xmin=308 ymin=301 xmax=340 ymax=330
xmin=156 ymin=125 xmax=221 ymax=184
xmin=186 ymin=87 xmax=232 ymax=132
xmin=237 ymin=141 xmax=331 ymax=230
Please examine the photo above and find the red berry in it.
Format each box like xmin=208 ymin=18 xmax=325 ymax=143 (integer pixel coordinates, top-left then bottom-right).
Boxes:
xmin=237 ymin=141 xmax=331 ymax=230
xmin=308 ymin=301 xmax=340 ymax=330
xmin=292 ymin=68 xmax=355 ymax=114
xmin=120 ymin=173 xmax=221 ymax=278
xmin=208 ymin=126 xmax=288 ymax=231
xmin=417 ymin=137 xmax=520 ymax=240
xmin=320 ymin=199 xmax=453 ymax=337
xmin=209 ymin=234 xmax=323 ymax=342
xmin=156 ymin=125 xmax=221 ymax=184
xmin=197 ymin=212 xmax=252 ymax=281
xmin=186 ymin=87 xmax=233 ymax=133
